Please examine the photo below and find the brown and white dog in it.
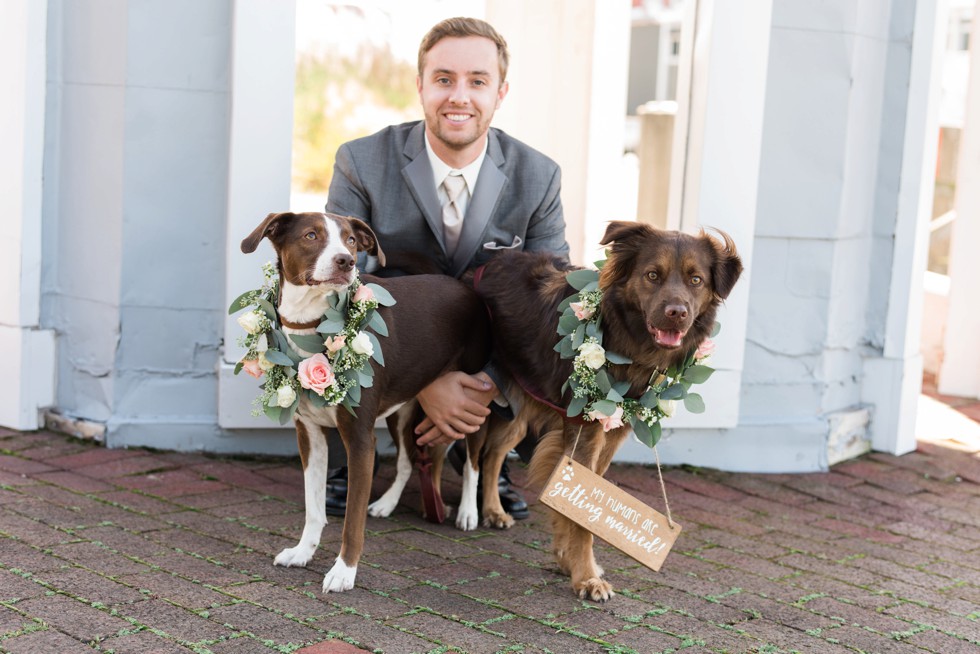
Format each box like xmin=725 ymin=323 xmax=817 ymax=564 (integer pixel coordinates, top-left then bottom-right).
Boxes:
xmin=472 ymin=221 xmax=742 ymax=601
xmin=240 ymin=211 xmax=489 ymax=593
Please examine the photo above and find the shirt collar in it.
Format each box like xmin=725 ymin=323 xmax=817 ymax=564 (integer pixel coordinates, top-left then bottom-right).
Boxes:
xmin=425 ymin=132 xmax=488 ymax=192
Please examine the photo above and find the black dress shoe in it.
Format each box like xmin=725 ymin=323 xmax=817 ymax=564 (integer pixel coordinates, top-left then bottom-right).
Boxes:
xmin=324 ymin=456 xmax=380 ymax=517
xmin=324 ymin=466 xmax=348 ymax=517
xmin=497 ymin=462 xmax=529 ymax=520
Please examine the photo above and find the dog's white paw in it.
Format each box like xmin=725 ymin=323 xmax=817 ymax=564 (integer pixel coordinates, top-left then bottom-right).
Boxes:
xmin=455 ymin=506 xmax=479 ymax=531
xmin=368 ymin=496 xmax=397 ymax=518
xmin=322 ymin=557 xmax=357 ymax=593
xmin=274 ymin=544 xmax=316 ymax=568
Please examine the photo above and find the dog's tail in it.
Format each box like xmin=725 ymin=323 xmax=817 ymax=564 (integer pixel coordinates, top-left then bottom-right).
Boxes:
xmin=527 ymin=428 xmax=566 ymax=489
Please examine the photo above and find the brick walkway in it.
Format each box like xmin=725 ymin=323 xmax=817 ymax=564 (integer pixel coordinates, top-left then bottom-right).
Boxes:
xmin=0 ymin=421 xmax=977 ymax=654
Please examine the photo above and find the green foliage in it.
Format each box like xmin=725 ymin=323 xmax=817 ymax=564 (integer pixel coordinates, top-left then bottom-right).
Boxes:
xmin=292 ymin=46 xmax=418 ymax=194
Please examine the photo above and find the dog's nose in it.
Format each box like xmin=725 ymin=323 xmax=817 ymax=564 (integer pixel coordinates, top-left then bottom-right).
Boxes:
xmin=334 ymin=253 xmax=355 ymax=270
xmin=665 ymin=304 xmax=688 ymax=321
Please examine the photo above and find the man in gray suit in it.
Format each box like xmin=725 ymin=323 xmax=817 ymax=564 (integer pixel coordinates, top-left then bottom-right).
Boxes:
xmin=323 ymin=17 xmax=569 ymax=517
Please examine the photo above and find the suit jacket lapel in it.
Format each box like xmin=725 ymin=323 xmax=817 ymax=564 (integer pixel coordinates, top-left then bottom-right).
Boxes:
xmin=400 ymin=123 xmax=446 ymax=251
xmin=451 ymin=131 xmax=508 ymax=277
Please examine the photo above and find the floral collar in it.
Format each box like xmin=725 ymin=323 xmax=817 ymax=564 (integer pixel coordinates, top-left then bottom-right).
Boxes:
xmin=556 ymin=258 xmax=718 ymax=447
xmin=228 ymin=262 xmax=395 ymax=424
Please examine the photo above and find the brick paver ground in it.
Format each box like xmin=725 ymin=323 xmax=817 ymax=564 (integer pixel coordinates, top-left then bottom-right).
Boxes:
xmin=0 ymin=419 xmax=977 ymax=653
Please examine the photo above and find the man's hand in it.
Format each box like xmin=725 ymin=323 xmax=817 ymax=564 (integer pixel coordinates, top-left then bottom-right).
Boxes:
xmin=415 ymin=371 xmax=498 ymax=447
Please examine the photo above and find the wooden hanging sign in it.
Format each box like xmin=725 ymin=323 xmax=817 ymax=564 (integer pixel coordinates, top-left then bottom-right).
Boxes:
xmin=539 ymin=455 xmax=682 ymax=572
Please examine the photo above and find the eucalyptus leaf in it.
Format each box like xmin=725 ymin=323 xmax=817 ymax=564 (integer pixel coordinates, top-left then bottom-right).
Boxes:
xmin=631 ymin=418 xmax=656 ymax=448
xmin=566 ymin=269 xmax=600 ymax=291
xmin=572 ymin=323 xmax=586 ymax=349
xmin=660 ymin=383 xmax=687 ymax=400
xmin=288 ymin=333 xmax=327 ymax=354
xmin=367 ymin=332 xmax=384 ymax=366
xmin=558 ymin=312 xmax=580 ymax=336
xmin=264 ymin=404 xmax=282 ymax=422
xmin=557 ymin=294 xmax=578 ymax=313
xmin=367 ymin=310 xmax=388 ymax=337
xmin=567 ymin=396 xmax=587 ymax=417
xmin=228 ymin=290 xmax=254 ymax=315
xmin=582 ymin=280 xmax=598 ymax=293
xmin=365 ymin=283 xmax=396 ymax=307
xmin=592 ymin=399 xmax=618 ymax=416
xmin=682 ymin=364 xmax=715 ymax=384
xmin=605 ymin=388 xmax=624 ymax=403
xmin=560 ymin=337 xmax=575 ymax=358
xmin=684 ymin=392 xmax=706 ymax=413
xmin=308 ymin=392 xmax=328 ymax=408
xmin=280 ymin=401 xmax=297 ymax=425
xmin=711 ymin=321 xmax=721 ymax=337
xmin=233 ymin=361 xmax=243 ymax=375
xmin=325 ymin=308 xmax=344 ymax=323
xmin=639 ymin=388 xmax=659 ymax=409
xmin=595 ymin=369 xmax=612 ymax=394
xmin=605 ymin=350 xmax=632 ymax=365
xmin=264 ymin=350 xmax=293 ymax=366
xmin=316 ymin=319 xmax=345 ymax=334
xmin=347 ymin=381 xmax=361 ymax=404
xmin=613 ymin=380 xmax=631 ymax=396
xmin=256 ymin=298 xmax=277 ymax=321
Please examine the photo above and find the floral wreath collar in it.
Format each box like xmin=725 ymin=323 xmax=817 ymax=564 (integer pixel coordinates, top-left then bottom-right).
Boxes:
xmin=228 ymin=262 xmax=395 ymax=424
xmin=556 ymin=257 xmax=718 ymax=447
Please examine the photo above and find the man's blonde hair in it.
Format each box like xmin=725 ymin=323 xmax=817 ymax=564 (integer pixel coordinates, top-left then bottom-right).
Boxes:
xmin=417 ymin=17 xmax=510 ymax=83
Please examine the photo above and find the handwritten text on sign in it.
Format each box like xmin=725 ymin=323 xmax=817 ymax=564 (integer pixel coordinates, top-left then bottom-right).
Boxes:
xmin=539 ymin=456 xmax=681 ymax=572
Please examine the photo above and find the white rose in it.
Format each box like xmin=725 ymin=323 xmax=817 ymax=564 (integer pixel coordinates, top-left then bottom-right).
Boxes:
xmin=237 ymin=310 xmax=264 ymax=335
xmin=350 ymin=331 xmax=374 ymax=357
xmin=577 ymin=341 xmax=606 ymax=370
xmin=255 ymin=332 xmax=269 ymax=352
xmin=658 ymin=398 xmax=677 ymax=417
xmin=257 ymin=351 xmax=276 ymax=371
xmin=276 ymin=384 xmax=297 ymax=408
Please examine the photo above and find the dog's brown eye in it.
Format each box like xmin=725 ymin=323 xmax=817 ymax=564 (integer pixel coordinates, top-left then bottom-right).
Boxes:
xmin=305 ymin=231 xmax=316 ymax=240
xmin=347 ymin=236 xmax=356 ymax=246
xmin=646 ymin=271 xmax=659 ymax=282
xmin=691 ymin=275 xmax=703 ymax=286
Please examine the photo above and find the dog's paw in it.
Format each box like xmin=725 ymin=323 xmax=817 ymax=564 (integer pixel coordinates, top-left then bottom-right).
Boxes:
xmin=368 ymin=496 xmax=397 ymax=518
xmin=482 ymin=510 xmax=515 ymax=530
xmin=455 ymin=506 xmax=479 ymax=531
xmin=574 ymin=577 xmax=615 ymax=603
xmin=274 ymin=544 xmax=315 ymax=568
xmin=322 ymin=557 xmax=357 ymax=593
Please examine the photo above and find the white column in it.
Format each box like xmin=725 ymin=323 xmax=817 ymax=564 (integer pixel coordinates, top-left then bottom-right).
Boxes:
xmin=0 ymin=1 xmax=56 ymax=430
xmin=865 ymin=0 xmax=949 ymax=453
xmin=939 ymin=0 xmax=980 ymax=399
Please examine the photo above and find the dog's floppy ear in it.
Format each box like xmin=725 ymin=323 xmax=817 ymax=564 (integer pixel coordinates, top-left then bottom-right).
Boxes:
xmin=241 ymin=212 xmax=293 ymax=253
xmin=599 ymin=221 xmax=659 ymax=283
xmin=348 ymin=216 xmax=386 ymax=267
xmin=703 ymin=227 xmax=743 ymax=300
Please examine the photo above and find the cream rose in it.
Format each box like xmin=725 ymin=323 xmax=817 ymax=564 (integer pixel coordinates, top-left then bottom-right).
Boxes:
xmin=257 ymin=351 xmax=276 ymax=371
xmin=350 ymin=331 xmax=374 ymax=357
xmin=237 ymin=310 xmax=264 ymax=335
xmin=658 ymin=398 xmax=677 ymax=417
xmin=255 ymin=332 xmax=269 ymax=353
xmin=577 ymin=341 xmax=606 ymax=370
xmin=276 ymin=384 xmax=297 ymax=408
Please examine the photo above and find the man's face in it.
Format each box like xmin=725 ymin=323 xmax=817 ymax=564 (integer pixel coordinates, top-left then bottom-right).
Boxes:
xmin=417 ymin=36 xmax=509 ymax=157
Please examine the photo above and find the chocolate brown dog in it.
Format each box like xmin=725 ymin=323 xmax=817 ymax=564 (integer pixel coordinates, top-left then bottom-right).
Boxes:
xmin=473 ymin=221 xmax=742 ymax=601
xmin=241 ymin=211 xmax=489 ymax=592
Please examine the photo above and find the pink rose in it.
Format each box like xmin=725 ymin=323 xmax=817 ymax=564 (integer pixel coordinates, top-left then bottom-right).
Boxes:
xmin=297 ymin=353 xmax=336 ymax=394
xmin=588 ymin=406 xmax=624 ymax=432
xmin=570 ymin=301 xmax=594 ymax=321
xmin=695 ymin=338 xmax=715 ymax=360
xmin=324 ymin=334 xmax=346 ymax=354
xmin=353 ymin=285 xmax=374 ymax=303
xmin=241 ymin=359 xmax=264 ymax=379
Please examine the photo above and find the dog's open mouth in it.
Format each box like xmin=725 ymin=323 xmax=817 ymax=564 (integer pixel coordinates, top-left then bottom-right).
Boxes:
xmin=648 ymin=326 xmax=687 ymax=348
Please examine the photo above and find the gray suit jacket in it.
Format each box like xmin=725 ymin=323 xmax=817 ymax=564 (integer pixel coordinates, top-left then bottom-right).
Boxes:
xmin=326 ymin=121 xmax=569 ymax=278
